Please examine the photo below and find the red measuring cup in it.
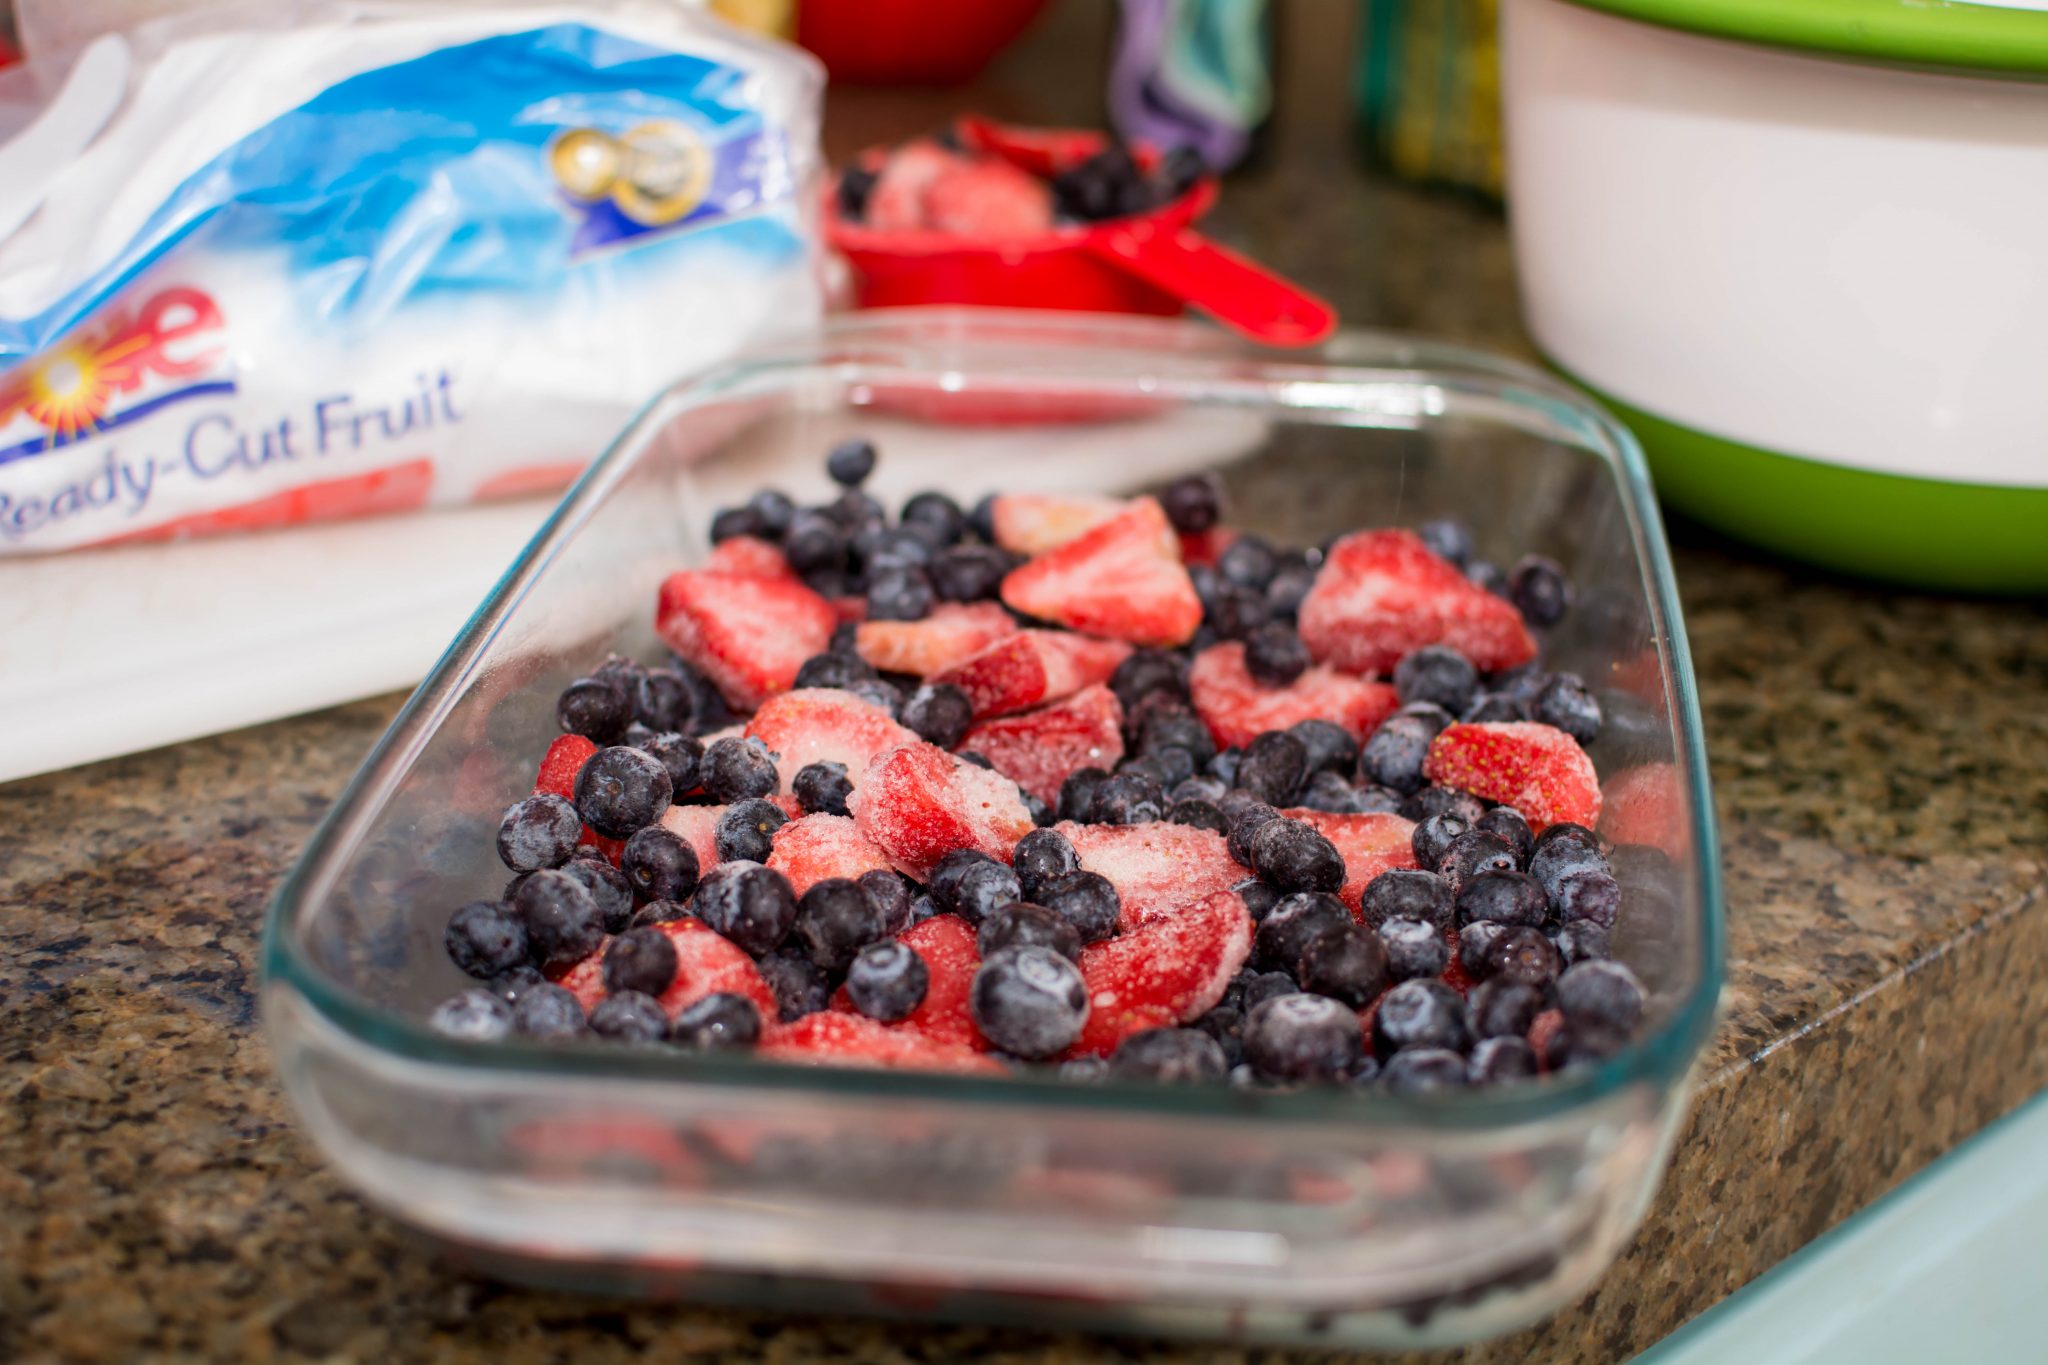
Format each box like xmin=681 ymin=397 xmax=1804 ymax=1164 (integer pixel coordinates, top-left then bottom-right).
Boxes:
xmin=826 ymin=118 xmax=1336 ymax=347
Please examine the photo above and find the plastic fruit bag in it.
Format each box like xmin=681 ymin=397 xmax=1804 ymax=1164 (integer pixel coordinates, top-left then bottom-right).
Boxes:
xmin=0 ymin=0 xmax=823 ymax=553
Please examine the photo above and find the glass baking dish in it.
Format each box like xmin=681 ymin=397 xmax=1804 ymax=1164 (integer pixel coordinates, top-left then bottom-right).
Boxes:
xmin=262 ymin=309 xmax=1724 ymax=1349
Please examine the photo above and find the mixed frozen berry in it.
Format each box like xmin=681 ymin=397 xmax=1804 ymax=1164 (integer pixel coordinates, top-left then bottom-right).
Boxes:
xmin=429 ymin=441 xmax=1675 ymax=1097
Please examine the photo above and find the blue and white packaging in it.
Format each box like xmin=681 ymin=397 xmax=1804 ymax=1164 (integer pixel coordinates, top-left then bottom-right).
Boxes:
xmin=0 ymin=0 xmax=823 ymax=552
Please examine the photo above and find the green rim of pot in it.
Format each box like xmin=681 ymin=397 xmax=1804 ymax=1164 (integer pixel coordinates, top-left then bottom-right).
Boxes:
xmin=1566 ymin=0 xmax=2048 ymax=78
xmin=1548 ymin=361 xmax=2048 ymax=594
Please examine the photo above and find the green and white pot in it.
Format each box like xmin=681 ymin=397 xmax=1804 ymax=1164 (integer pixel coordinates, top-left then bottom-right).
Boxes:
xmin=1502 ymin=0 xmax=2048 ymax=592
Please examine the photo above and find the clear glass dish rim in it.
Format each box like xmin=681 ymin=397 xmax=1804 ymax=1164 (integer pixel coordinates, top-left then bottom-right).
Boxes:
xmin=260 ymin=307 xmax=1726 ymax=1131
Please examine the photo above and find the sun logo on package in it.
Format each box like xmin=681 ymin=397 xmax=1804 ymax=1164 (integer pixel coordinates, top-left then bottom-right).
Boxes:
xmin=547 ymin=119 xmax=733 ymax=257
xmin=0 ymin=287 xmax=229 ymax=458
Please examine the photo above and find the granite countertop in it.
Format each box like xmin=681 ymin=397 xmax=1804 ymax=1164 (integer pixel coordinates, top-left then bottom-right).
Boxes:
xmin=4 ymin=7 xmax=2045 ymax=1363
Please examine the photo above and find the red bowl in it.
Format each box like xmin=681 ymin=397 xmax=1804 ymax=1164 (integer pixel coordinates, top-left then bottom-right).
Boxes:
xmin=826 ymin=119 xmax=1336 ymax=347
xmin=797 ymin=0 xmax=1051 ymax=86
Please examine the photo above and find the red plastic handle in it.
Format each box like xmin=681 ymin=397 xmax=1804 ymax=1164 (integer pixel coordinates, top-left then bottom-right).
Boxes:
xmin=1088 ymin=222 xmax=1336 ymax=347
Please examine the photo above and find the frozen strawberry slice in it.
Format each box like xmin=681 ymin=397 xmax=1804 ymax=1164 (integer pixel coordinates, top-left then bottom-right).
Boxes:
xmin=935 ymin=630 xmax=1132 ymax=719
xmin=864 ymin=138 xmax=960 ymax=233
xmin=759 ymin=1012 xmax=1003 ymax=1074
xmin=1001 ymin=498 xmax=1202 ymax=648
xmin=1069 ymin=889 xmax=1253 ymax=1057
xmin=767 ymin=813 xmax=896 ymax=898
xmin=655 ymin=569 xmax=836 ymax=711
xmin=744 ymin=687 xmax=917 ymax=793
xmin=654 ymin=917 xmax=778 ymax=1022
xmin=1423 ymin=722 xmax=1601 ymax=833
xmin=1188 ymin=641 xmax=1402 ymax=750
xmin=704 ymin=535 xmax=796 ymax=580
xmin=962 ymin=684 xmax=1125 ymax=806
xmin=1177 ymin=526 xmax=1238 ymax=567
xmin=550 ymin=943 xmax=610 ymax=1013
xmin=1284 ymin=809 xmax=1418 ymax=915
xmin=854 ymin=601 xmax=1018 ymax=677
xmin=1298 ymin=529 xmax=1537 ymax=676
xmin=1055 ymin=819 xmax=1242 ymax=929
xmin=1599 ymin=761 xmax=1688 ymax=858
xmin=534 ymin=734 xmax=597 ymax=800
xmin=829 ymin=913 xmax=984 ymax=1051
xmin=990 ymin=493 xmax=1124 ymax=555
xmin=848 ymin=741 xmax=1034 ymax=879
xmin=923 ymin=158 xmax=1055 ymax=238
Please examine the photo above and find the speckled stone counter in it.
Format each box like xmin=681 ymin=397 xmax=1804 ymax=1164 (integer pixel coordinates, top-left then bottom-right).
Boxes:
xmin=4 ymin=7 xmax=2045 ymax=1362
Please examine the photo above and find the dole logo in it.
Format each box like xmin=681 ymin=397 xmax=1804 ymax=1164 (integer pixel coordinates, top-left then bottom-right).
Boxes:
xmin=0 ymin=287 xmax=225 ymax=442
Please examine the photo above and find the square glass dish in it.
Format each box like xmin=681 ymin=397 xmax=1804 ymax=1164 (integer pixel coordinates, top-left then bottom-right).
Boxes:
xmin=263 ymin=309 xmax=1723 ymax=1349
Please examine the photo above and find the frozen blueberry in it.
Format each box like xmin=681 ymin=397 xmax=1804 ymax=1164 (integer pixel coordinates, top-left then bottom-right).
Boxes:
xmin=672 ymin=992 xmax=762 ymax=1051
xmin=978 ymin=902 xmax=1083 ymax=963
xmin=828 ymin=487 xmax=886 ymax=534
xmin=710 ymin=505 xmax=765 ymax=543
xmin=826 ymin=437 xmax=877 ymax=487
xmin=1530 ymin=825 xmax=1610 ymax=899
xmin=1381 ymin=1047 xmax=1469 ymax=1094
xmin=900 ymin=683 xmax=973 ymax=749
xmin=603 ymin=926 xmax=679 ymax=997
xmin=1243 ymin=624 xmax=1310 ymax=688
xmin=1459 ymin=921 xmax=1506 ymax=980
xmin=1110 ymin=650 xmax=1189 ymax=714
xmin=1296 ymin=923 xmax=1389 ymax=1007
xmin=1250 ymin=817 xmax=1345 ymax=894
xmin=510 ymin=982 xmax=585 ymax=1039
xmin=1359 ymin=871 xmax=1458 ymax=933
xmin=1012 ymin=828 xmax=1078 ymax=900
xmin=1035 ymin=870 xmax=1120 ymax=944
xmin=1158 ymin=473 xmax=1223 ymax=533
xmin=1059 ymin=1055 xmax=1111 ymax=1084
xmin=1468 ymin=1036 xmax=1538 ymax=1085
xmin=928 ymin=849 xmax=999 ymax=912
xmin=627 ymin=898 xmax=689 ymax=930
xmin=1484 ymin=925 xmax=1563 ymax=987
xmin=1244 ymin=993 xmax=1362 ymax=1082
xmin=693 ymin=861 xmax=798 ymax=956
xmin=1379 ymin=916 xmax=1449 ymax=981
xmin=1399 ymin=780 xmax=1484 ymax=826
xmin=951 ymin=861 xmax=1025 ymax=927
xmin=1439 ymin=831 xmax=1521 ymax=896
xmin=1393 ymin=646 xmax=1478 ymax=714
xmin=1265 ymin=565 xmax=1316 ymax=619
xmin=557 ymin=675 xmax=631 ymax=743
xmin=587 ymin=991 xmax=669 ymax=1045
xmin=1467 ymin=978 xmax=1544 ymax=1040
xmin=429 ymin=989 xmax=513 ymax=1042
xmin=1240 ymin=968 xmax=1300 ymax=1012
xmin=758 ymin=949 xmax=832 ymax=1021
xmin=712 ymin=799 xmax=784 ymax=865
xmin=970 ymin=946 xmax=1089 ymax=1059
xmin=496 ymin=794 xmax=582 ymax=873
xmin=901 ymin=490 xmax=966 ymax=545
xmin=1235 ymin=731 xmax=1308 ymax=807
xmin=846 ymin=941 xmax=929 ymax=1023
xmin=1081 ymin=771 xmax=1158 ymax=826
xmin=1556 ymin=960 xmax=1645 ymax=1033
xmin=866 ymin=564 xmax=935 ymax=621
xmin=699 ymin=736 xmax=779 ymax=803
xmin=1509 ymin=555 xmax=1571 ymax=627
xmin=1236 ymin=878 xmax=1283 ymax=922
xmin=1254 ymin=891 xmax=1352 ymax=972
xmin=1288 ymin=719 xmax=1359 ymax=778
xmin=639 ymin=732 xmax=703 ymax=794
xmin=1462 ymin=692 xmax=1527 ymax=723
xmin=789 ymin=761 xmax=853 ymax=818
xmin=795 ymin=877 xmax=886 ymax=972
xmin=621 ymin=825 xmax=699 ymax=904
xmin=955 ymin=750 xmax=996 ymax=771
xmin=1358 ymin=713 xmax=1437 ymax=794
xmin=1110 ymin=1027 xmax=1229 ymax=1083
xmin=489 ymin=963 xmax=550 ymax=1005
xmin=1138 ymin=708 xmax=1216 ymax=766
xmin=1124 ymin=745 xmax=1196 ymax=789
xmin=1553 ymin=869 xmax=1622 ymax=928
xmin=1474 ymin=806 xmax=1534 ymax=866
xmin=1218 ymin=535 xmax=1279 ymax=590
xmin=574 ymin=745 xmax=674 ymax=838
xmin=1554 ymin=919 xmax=1612 ymax=964
xmin=783 ymin=510 xmax=848 ymax=575
xmin=1022 ymin=791 xmax=1057 ymax=827
xmin=632 ymin=669 xmax=696 ymax=734
xmin=1411 ymin=812 xmax=1472 ymax=872
xmin=445 ymin=900 xmax=531 ymax=979
xmin=858 ymin=869 xmax=916 ymax=935
xmin=1371 ymin=979 xmax=1471 ymax=1059
xmin=930 ymin=543 xmax=1011 ymax=602
xmin=1167 ymin=798 xmax=1230 ymax=832
xmin=1456 ymin=870 xmax=1550 ymax=929
xmin=564 ymin=859 xmax=634 ymax=933
xmin=1416 ymin=518 xmax=1473 ymax=568
xmin=513 ymin=869 xmax=605 ymax=967
xmin=1534 ymin=673 xmax=1602 ymax=744
xmin=793 ymin=652 xmax=875 ymax=691
xmin=1468 ymin=559 xmax=1508 ymax=596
